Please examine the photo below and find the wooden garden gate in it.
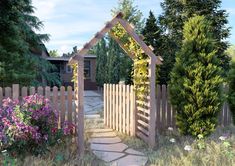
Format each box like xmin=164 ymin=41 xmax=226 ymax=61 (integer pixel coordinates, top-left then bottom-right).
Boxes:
xmin=69 ymin=12 xmax=162 ymax=156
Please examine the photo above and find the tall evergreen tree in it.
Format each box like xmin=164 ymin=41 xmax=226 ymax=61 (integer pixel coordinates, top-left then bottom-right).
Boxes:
xmin=95 ymin=38 xmax=108 ymax=86
xmin=106 ymin=38 xmax=120 ymax=83
xmin=0 ymin=0 xmax=50 ymax=86
xmin=170 ymin=16 xmax=223 ymax=137
xmin=142 ymin=11 xmax=174 ymax=84
xmin=159 ymin=0 xmax=231 ymax=76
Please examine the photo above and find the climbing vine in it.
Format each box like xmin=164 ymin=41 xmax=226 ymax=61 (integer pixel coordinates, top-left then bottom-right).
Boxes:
xmin=110 ymin=23 xmax=152 ymax=101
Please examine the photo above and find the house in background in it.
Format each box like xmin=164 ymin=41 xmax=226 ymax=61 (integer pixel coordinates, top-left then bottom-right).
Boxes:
xmin=46 ymin=55 xmax=97 ymax=90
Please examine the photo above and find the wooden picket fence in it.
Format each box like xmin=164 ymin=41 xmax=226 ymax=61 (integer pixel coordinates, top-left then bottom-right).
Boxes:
xmin=104 ymin=83 xmax=232 ymax=144
xmin=104 ymin=84 xmax=136 ymax=136
xmin=156 ymin=85 xmax=232 ymax=133
xmin=0 ymin=84 xmax=76 ymax=128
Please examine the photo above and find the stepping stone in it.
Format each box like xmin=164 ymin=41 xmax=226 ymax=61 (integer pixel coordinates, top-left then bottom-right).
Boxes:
xmin=93 ymin=151 xmax=125 ymax=162
xmin=125 ymin=148 xmax=144 ymax=156
xmin=89 ymin=137 xmax=122 ymax=144
xmin=91 ymin=143 xmax=128 ymax=152
xmin=111 ymin=155 xmax=148 ymax=166
xmin=91 ymin=131 xmax=116 ymax=138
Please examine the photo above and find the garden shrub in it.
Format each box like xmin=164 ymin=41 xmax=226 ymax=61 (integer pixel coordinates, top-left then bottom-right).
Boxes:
xmin=169 ymin=15 xmax=223 ymax=137
xmin=228 ymin=62 xmax=235 ymax=124
xmin=0 ymin=94 xmax=75 ymax=156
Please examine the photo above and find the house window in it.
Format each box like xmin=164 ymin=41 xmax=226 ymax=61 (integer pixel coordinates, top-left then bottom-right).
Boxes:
xmin=66 ymin=65 xmax=72 ymax=73
xmin=84 ymin=60 xmax=91 ymax=79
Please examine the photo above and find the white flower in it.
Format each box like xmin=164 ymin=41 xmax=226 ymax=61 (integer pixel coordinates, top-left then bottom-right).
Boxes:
xmin=169 ymin=138 xmax=176 ymax=143
xmin=184 ymin=145 xmax=192 ymax=151
xmin=168 ymin=127 xmax=173 ymax=131
xmin=219 ymin=136 xmax=227 ymax=141
xmin=1 ymin=150 xmax=7 ymax=153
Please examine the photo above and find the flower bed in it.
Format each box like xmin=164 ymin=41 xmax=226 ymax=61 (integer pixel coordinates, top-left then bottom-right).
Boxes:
xmin=0 ymin=94 xmax=75 ymax=156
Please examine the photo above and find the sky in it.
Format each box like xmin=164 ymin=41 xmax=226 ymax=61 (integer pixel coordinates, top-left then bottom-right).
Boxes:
xmin=32 ymin=0 xmax=235 ymax=56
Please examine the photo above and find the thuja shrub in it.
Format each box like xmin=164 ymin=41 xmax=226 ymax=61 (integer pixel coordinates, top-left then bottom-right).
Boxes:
xmin=228 ymin=62 xmax=235 ymax=124
xmin=0 ymin=94 xmax=75 ymax=156
xmin=169 ymin=15 xmax=223 ymax=137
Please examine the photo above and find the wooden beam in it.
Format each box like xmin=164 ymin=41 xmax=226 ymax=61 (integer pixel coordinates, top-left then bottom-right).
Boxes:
xmin=109 ymin=32 xmax=135 ymax=58
xmin=69 ymin=17 xmax=119 ymax=63
xmin=118 ymin=18 xmax=162 ymax=65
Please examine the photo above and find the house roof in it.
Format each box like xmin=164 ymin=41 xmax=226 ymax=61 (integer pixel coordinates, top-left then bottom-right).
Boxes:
xmin=46 ymin=54 xmax=96 ymax=61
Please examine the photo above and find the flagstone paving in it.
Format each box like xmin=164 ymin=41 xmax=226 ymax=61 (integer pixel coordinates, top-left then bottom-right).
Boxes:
xmin=88 ymin=128 xmax=148 ymax=166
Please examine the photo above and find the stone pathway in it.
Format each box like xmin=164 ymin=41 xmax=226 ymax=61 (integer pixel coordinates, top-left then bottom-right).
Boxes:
xmin=84 ymin=91 xmax=103 ymax=115
xmin=88 ymin=128 xmax=148 ymax=166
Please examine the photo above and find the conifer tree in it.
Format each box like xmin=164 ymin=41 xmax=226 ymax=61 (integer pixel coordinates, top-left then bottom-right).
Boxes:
xmin=95 ymin=38 xmax=108 ymax=86
xmin=170 ymin=15 xmax=223 ymax=137
xmin=142 ymin=11 xmax=174 ymax=84
xmin=159 ymin=0 xmax=230 ymax=76
xmin=107 ymin=38 xmax=120 ymax=83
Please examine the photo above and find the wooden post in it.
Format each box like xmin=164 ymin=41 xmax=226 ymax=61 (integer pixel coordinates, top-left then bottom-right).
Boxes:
xmin=162 ymin=85 xmax=167 ymax=130
xmin=12 ymin=84 xmax=19 ymax=100
xmin=76 ymin=57 xmax=84 ymax=157
xmin=119 ymin=84 xmax=122 ymax=131
xmin=123 ymin=85 xmax=126 ymax=133
xmin=148 ymin=57 xmax=157 ymax=147
xmin=52 ymin=87 xmax=59 ymax=127
xmin=37 ymin=86 xmax=43 ymax=96
xmin=112 ymin=84 xmax=115 ymax=129
xmin=156 ymin=85 xmax=161 ymax=133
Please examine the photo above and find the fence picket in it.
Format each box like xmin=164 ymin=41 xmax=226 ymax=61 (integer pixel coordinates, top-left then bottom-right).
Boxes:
xmin=29 ymin=87 xmax=35 ymax=95
xmin=156 ymin=85 xmax=161 ymax=132
xmin=45 ymin=86 xmax=51 ymax=100
xmin=115 ymin=84 xmax=119 ymax=131
xmin=119 ymin=84 xmax=122 ymax=132
xmin=12 ymin=84 xmax=19 ymax=100
xmin=162 ymin=85 xmax=167 ymax=130
xmin=126 ymin=85 xmax=130 ymax=134
xmin=123 ymin=85 xmax=126 ymax=133
xmin=5 ymin=87 xmax=11 ymax=98
xmin=104 ymin=84 xmax=107 ymax=125
xmin=0 ymin=87 xmax=3 ymax=105
xmin=60 ymin=86 xmax=66 ymax=126
xmin=37 ymin=86 xmax=43 ymax=96
xmin=21 ymin=87 xmax=28 ymax=98
xmin=68 ymin=86 xmax=73 ymax=123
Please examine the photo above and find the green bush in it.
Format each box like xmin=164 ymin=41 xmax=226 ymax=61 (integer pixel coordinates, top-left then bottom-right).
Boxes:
xmin=228 ymin=62 xmax=235 ymax=124
xmin=169 ymin=15 xmax=223 ymax=137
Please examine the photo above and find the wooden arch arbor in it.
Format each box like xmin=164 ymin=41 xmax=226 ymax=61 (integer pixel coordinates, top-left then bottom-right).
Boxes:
xmin=69 ymin=12 xmax=162 ymax=156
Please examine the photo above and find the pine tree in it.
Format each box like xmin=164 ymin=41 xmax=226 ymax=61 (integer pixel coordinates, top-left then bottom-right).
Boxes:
xmin=142 ymin=11 xmax=174 ymax=84
xmin=228 ymin=62 xmax=235 ymax=124
xmin=107 ymin=38 xmax=120 ymax=83
xmin=159 ymin=0 xmax=231 ymax=76
xmin=95 ymin=38 xmax=108 ymax=86
xmin=0 ymin=0 xmax=50 ymax=86
xmin=169 ymin=15 xmax=223 ymax=137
